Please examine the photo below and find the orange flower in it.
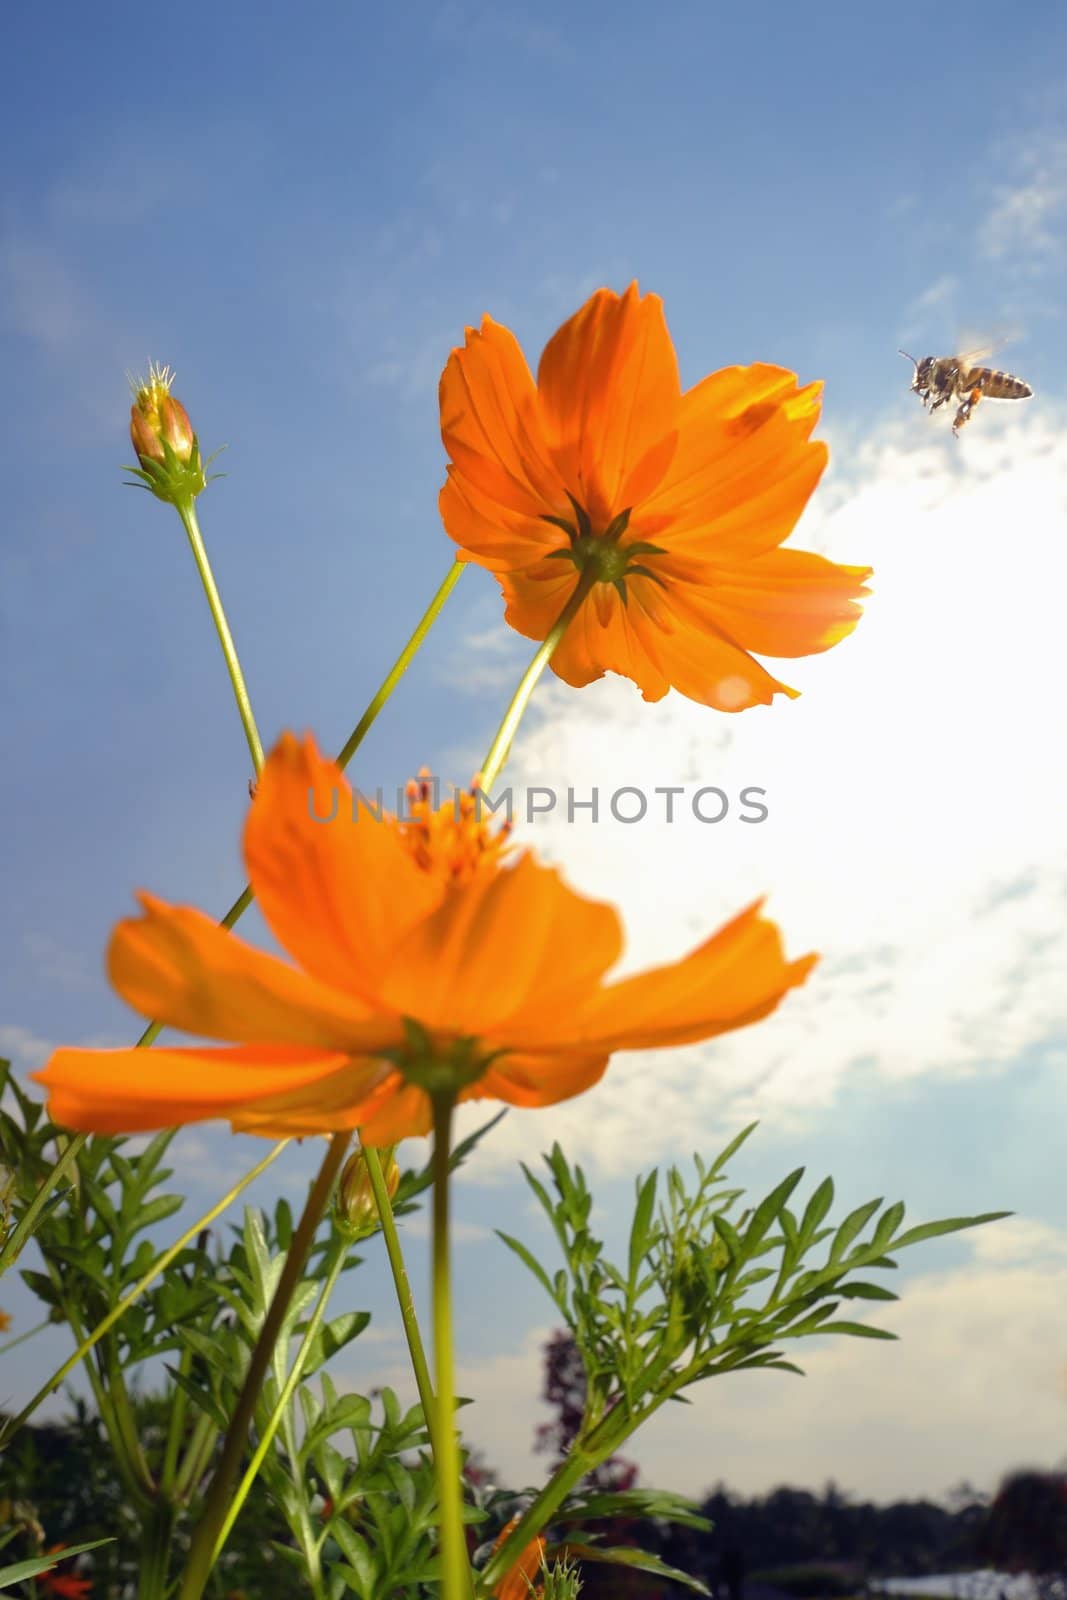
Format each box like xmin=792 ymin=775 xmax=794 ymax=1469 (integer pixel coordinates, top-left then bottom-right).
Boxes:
xmin=0 ymin=1309 xmax=11 ymax=1333
xmin=491 ymin=1516 xmax=545 ymax=1599
xmin=439 ymin=283 xmax=870 ymax=712
xmin=40 ymin=1546 xmax=92 ymax=1599
xmin=34 ymin=734 xmax=815 ymax=1145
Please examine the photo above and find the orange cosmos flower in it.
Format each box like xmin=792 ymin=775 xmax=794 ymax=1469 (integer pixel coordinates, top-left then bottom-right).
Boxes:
xmin=34 ymin=734 xmax=815 ymax=1145
xmin=438 ymin=283 xmax=870 ymax=712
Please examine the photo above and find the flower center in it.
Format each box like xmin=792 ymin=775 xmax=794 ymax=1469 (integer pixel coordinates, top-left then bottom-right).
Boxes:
xmin=129 ymin=361 xmax=177 ymax=426
xmin=390 ymin=1025 xmax=496 ymax=1095
xmin=541 ymin=493 xmax=667 ymax=604
xmin=393 ymin=774 xmax=512 ymax=886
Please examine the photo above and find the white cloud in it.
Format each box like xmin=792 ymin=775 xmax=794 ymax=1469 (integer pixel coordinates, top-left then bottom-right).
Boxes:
xmin=0 ymin=1023 xmax=55 ymax=1074
xmin=437 ymin=610 xmax=531 ymax=698
xmin=984 ymin=133 xmax=1067 ymax=267
xmin=446 ymin=405 xmax=1067 ymax=1177
xmin=402 ymin=1214 xmax=494 ymax=1244
xmin=0 ymin=234 xmax=89 ymax=351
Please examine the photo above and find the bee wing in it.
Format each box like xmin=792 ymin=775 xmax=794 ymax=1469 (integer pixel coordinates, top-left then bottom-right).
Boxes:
xmin=954 ymin=325 xmax=1021 ymax=367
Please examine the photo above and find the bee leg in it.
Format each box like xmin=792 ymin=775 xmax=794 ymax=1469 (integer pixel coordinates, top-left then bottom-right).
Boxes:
xmin=952 ymin=387 xmax=982 ymax=437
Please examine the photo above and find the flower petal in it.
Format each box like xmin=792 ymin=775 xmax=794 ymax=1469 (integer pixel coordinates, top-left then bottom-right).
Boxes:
xmin=245 ymin=733 xmax=442 ymax=999
xmin=108 ymin=892 xmax=402 ymax=1050
xmin=439 ymin=315 xmax=563 ymax=513
xmin=537 ymin=283 xmax=681 ymax=527
xmin=507 ymin=900 xmax=816 ymax=1051
xmin=629 ymin=596 xmax=798 ymax=710
xmin=645 ymin=365 xmax=828 ymax=558
xmin=674 ymin=548 xmax=873 ymax=658
xmin=440 ymin=466 xmax=562 ymax=570
xmin=491 ymin=1515 xmax=546 ymax=1599
xmin=499 ymin=568 xmax=673 ymax=700
xmin=464 ymin=1049 xmax=609 ymax=1109
xmin=379 ymin=853 xmax=623 ymax=1034
xmin=33 ymin=1044 xmax=352 ymax=1133
xmin=227 ymin=1061 xmax=427 ymax=1140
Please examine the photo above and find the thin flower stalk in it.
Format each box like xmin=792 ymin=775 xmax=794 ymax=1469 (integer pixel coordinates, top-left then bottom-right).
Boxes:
xmin=478 ymin=564 xmax=598 ymax=794
xmin=430 ymin=1092 xmax=474 ymax=1600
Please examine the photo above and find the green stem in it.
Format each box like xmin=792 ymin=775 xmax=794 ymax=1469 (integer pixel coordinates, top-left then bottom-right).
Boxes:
xmin=171 ymin=1410 xmax=218 ymax=1503
xmin=209 ymin=1231 xmax=349 ymax=1567
xmin=478 ymin=565 xmax=598 ymax=794
xmin=363 ymin=1145 xmax=438 ymax=1452
xmin=106 ymin=1341 xmax=155 ymax=1492
xmin=178 ymin=1132 xmax=351 ymax=1600
xmin=0 ymin=562 xmax=463 ymax=1277
xmin=177 ymin=499 xmax=264 ymax=776
xmin=45 ymin=1277 xmax=152 ymax=1511
xmin=0 ymin=1317 xmax=50 ymax=1355
xmin=160 ymin=1343 xmax=192 ymax=1497
xmin=138 ymin=1499 xmax=177 ymax=1600
xmin=0 ymin=1140 xmax=288 ymax=1449
xmin=481 ymin=1366 xmax=688 ymax=1591
xmin=335 ymin=559 xmax=466 ymax=770
xmin=479 ymin=1445 xmax=595 ymax=1594
xmin=430 ymin=1093 xmax=472 ymax=1600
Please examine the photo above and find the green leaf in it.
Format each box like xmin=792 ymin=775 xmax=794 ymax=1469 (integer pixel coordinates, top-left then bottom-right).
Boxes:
xmin=819 ymin=1320 xmax=898 ymax=1340
xmin=165 ymin=1364 xmax=230 ymax=1431
xmin=707 ymin=1121 xmax=759 ymax=1179
xmin=713 ymin=1212 xmax=743 ymax=1263
xmin=301 ymin=1393 xmax=373 ymax=1460
xmin=744 ymin=1169 xmax=805 ymax=1252
xmin=299 ymin=1310 xmax=371 ymax=1374
xmin=629 ymin=1170 xmax=658 ymax=1285
xmin=330 ymin=1521 xmax=377 ymax=1595
xmin=0 ymin=1538 xmax=113 ymax=1591
xmin=893 ymin=1211 xmax=1012 ymax=1250
xmin=799 ymin=1176 xmax=834 ymax=1240
xmin=559 ymin=1488 xmax=711 ymax=1531
xmin=829 ymin=1198 xmax=883 ymax=1263
xmin=495 ymin=1230 xmax=558 ymax=1302
xmin=871 ymin=1199 xmax=906 ymax=1253
xmin=562 ymin=1541 xmax=711 ymax=1595
xmin=126 ymin=1192 xmax=184 ymax=1236
xmin=838 ymin=1281 xmax=899 ymax=1302
xmin=780 ymin=1303 xmax=839 ymax=1338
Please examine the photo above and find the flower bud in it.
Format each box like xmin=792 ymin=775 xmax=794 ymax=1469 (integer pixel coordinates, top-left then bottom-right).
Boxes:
xmin=335 ymin=1147 xmax=400 ymax=1240
xmin=131 ymin=373 xmax=195 ymax=466
xmin=125 ymin=362 xmax=212 ymax=507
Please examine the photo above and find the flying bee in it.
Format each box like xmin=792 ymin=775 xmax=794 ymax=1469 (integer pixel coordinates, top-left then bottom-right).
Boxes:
xmin=898 ymin=344 xmax=1033 ymax=436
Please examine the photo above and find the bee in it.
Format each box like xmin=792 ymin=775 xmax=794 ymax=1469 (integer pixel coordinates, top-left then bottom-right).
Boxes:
xmin=898 ymin=344 xmax=1033 ymax=436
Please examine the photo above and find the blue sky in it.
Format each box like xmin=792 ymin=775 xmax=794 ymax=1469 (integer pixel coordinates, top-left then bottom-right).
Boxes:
xmin=3 ymin=0 xmax=1067 ymax=1504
